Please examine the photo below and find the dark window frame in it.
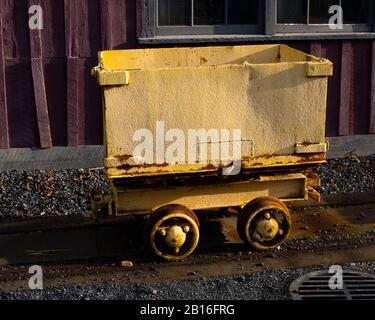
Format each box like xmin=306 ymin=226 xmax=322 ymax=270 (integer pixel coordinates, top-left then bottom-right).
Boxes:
xmin=144 ymin=0 xmax=264 ymax=37
xmin=266 ymin=0 xmax=375 ymax=34
xmin=142 ymin=0 xmax=375 ymax=39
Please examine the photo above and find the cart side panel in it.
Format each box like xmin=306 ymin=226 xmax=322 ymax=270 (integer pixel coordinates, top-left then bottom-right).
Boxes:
xmin=103 ymin=63 xmax=328 ymax=173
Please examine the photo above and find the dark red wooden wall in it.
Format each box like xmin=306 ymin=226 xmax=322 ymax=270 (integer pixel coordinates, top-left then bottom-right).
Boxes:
xmin=0 ymin=0 xmax=374 ymax=149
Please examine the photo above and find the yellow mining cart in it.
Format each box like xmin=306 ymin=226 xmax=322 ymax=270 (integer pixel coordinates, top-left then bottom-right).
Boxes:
xmin=92 ymin=44 xmax=332 ymax=261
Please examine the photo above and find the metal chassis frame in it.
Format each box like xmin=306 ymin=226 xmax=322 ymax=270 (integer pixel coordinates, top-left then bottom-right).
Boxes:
xmin=99 ymin=172 xmax=314 ymax=217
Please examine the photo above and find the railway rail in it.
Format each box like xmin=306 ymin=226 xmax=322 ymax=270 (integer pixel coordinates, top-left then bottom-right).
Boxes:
xmin=1 ymin=233 xmax=375 ymax=292
xmin=0 ymin=191 xmax=374 ymax=292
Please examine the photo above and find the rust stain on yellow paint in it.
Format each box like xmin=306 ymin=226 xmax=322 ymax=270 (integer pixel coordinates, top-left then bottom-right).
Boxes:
xmin=93 ymin=44 xmax=332 ymax=179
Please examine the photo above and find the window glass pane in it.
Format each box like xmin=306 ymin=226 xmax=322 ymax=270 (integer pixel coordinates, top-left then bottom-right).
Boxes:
xmin=158 ymin=0 xmax=191 ymax=26
xmin=341 ymin=0 xmax=369 ymax=24
xmin=228 ymin=0 xmax=259 ymax=25
xmin=309 ymin=0 xmax=339 ymax=24
xmin=194 ymin=0 xmax=225 ymax=25
xmin=277 ymin=0 xmax=308 ymax=24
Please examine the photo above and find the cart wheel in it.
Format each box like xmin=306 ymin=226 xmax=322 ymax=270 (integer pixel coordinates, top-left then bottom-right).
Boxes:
xmin=144 ymin=204 xmax=200 ymax=261
xmin=237 ymin=197 xmax=291 ymax=251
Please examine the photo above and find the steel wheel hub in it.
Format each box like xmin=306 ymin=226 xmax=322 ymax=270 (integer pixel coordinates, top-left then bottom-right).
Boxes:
xmin=253 ymin=212 xmax=281 ymax=241
xmin=158 ymin=225 xmax=191 ymax=254
xmin=237 ymin=197 xmax=292 ymax=251
xmin=146 ymin=210 xmax=200 ymax=261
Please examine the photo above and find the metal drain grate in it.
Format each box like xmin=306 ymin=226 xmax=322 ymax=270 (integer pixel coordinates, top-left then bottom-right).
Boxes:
xmin=289 ymin=270 xmax=375 ymax=300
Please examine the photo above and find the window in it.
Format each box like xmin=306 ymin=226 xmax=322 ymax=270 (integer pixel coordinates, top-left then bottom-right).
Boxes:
xmin=142 ymin=0 xmax=375 ymax=39
xmin=269 ymin=0 xmax=373 ymax=33
xmin=146 ymin=0 xmax=263 ymax=36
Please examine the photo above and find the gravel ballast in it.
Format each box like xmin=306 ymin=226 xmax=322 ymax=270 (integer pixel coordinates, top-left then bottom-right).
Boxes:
xmin=1 ymin=261 xmax=374 ymax=300
xmin=317 ymin=155 xmax=375 ymax=195
xmin=0 ymin=169 xmax=110 ymax=219
xmin=0 ymin=155 xmax=374 ymax=219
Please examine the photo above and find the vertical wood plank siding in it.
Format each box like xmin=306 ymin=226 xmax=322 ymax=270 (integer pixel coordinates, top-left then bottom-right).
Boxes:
xmin=370 ymin=40 xmax=375 ymax=134
xmin=0 ymin=0 xmax=373 ymax=150
xmin=0 ymin=5 xmax=9 ymax=149
xmin=339 ymin=41 xmax=353 ymax=136
xmin=100 ymin=0 xmax=113 ymax=50
xmin=28 ymin=0 xmax=53 ymax=148
xmin=310 ymin=42 xmax=322 ymax=57
xmin=65 ymin=0 xmax=79 ymax=146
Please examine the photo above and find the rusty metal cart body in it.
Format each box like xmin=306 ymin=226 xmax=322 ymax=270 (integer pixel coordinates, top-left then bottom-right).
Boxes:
xmin=92 ymin=44 xmax=333 ymax=261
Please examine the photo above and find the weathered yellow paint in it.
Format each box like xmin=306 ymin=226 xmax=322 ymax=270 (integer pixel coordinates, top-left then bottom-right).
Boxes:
xmin=115 ymin=173 xmax=307 ymax=215
xmin=94 ymin=69 xmax=131 ymax=86
xmin=306 ymin=61 xmax=334 ymax=77
xmin=93 ymin=44 xmax=332 ymax=178
xmin=105 ymin=153 xmax=326 ymax=179
xmin=295 ymin=142 xmax=328 ymax=154
xmin=308 ymin=187 xmax=322 ymax=202
xmin=98 ymin=45 xmax=283 ymax=71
